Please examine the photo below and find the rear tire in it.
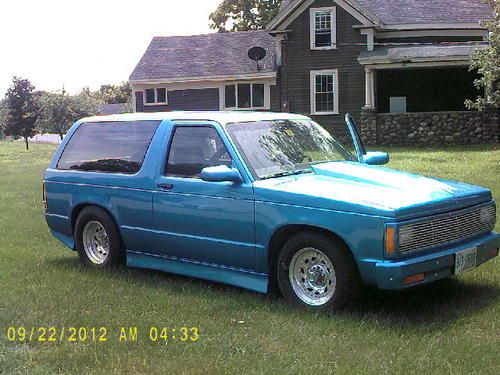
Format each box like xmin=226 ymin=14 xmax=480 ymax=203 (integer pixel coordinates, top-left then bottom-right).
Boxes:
xmin=277 ymin=232 xmax=359 ymax=311
xmin=75 ymin=206 xmax=123 ymax=268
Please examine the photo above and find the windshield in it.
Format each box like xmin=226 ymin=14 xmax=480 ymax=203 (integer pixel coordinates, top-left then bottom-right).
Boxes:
xmin=226 ymin=119 xmax=357 ymax=179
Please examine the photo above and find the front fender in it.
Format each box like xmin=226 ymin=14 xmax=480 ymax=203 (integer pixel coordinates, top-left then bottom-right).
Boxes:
xmin=255 ymin=201 xmax=386 ymax=285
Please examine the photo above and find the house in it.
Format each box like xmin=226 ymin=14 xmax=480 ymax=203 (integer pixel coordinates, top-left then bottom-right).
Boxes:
xmin=129 ymin=31 xmax=279 ymax=112
xmin=99 ymin=103 xmax=130 ymax=115
xmin=129 ymin=0 xmax=498 ymax=146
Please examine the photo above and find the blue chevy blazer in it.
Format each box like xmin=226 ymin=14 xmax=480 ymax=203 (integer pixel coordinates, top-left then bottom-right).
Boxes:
xmin=44 ymin=111 xmax=499 ymax=310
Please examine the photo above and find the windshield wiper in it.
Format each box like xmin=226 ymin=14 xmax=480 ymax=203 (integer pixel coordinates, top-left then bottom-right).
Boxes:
xmin=260 ymin=169 xmax=314 ymax=180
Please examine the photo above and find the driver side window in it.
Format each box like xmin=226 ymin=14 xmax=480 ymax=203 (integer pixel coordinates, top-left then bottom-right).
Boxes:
xmin=166 ymin=126 xmax=232 ymax=178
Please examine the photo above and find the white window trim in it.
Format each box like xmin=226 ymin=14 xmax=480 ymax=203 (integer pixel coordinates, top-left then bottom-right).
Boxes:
xmin=143 ymin=87 xmax=168 ymax=106
xmin=310 ymin=69 xmax=339 ymax=115
xmin=223 ymin=82 xmax=271 ymax=110
xmin=310 ymin=7 xmax=337 ymax=50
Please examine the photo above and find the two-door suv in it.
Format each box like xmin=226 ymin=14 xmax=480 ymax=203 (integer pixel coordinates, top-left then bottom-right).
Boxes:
xmin=44 ymin=112 xmax=499 ymax=310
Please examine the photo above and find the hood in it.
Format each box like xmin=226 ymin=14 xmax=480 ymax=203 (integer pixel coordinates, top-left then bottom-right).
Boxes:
xmin=253 ymin=162 xmax=492 ymax=219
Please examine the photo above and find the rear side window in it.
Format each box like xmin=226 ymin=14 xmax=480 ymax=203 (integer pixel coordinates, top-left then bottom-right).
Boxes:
xmin=57 ymin=121 xmax=160 ymax=174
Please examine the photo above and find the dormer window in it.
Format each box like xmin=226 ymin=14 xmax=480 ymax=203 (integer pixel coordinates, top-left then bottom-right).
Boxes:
xmin=310 ymin=7 xmax=336 ymax=50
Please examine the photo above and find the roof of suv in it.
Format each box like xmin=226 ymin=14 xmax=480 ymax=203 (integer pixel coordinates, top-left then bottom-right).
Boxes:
xmin=81 ymin=111 xmax=311 ymax=126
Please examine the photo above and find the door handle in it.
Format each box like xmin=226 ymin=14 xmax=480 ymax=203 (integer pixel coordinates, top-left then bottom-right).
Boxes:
xmin=157 ymin=183 xmax=173 ymax=191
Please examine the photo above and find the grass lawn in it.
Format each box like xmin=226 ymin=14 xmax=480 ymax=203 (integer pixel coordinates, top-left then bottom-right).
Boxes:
xmin=0 ymin=141 xmax=499 ymax=374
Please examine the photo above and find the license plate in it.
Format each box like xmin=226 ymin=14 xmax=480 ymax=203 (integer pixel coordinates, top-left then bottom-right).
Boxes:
xmin=455 ymin=247 xmax=477 ymax=275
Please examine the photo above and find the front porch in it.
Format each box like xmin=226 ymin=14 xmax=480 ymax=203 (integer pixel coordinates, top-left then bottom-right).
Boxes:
xmin=357 ymin=43 xmax=499 ymax=146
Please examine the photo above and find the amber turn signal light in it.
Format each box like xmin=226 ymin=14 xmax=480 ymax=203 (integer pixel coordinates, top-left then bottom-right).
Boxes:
xmin=385 ymin=227 xmax=397 ymax=255
xmin=403 ymin=273 xmax=425 ymax=285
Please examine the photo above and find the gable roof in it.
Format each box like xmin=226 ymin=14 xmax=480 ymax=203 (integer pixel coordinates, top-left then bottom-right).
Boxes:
xmin=130 ymin=31 xmax=276 ymax=83
xmin=269 ymin=0 xmax=492 ymax=30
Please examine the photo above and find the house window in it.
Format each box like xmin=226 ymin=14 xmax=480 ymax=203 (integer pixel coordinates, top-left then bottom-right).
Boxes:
xmin=310 ymin=7 xmax=336 ymax=50
xmin=238 ymin=84 xmax=251 ymax=108
xmin=225 ymin=85 xmax=236 ymax=108
xmin=252 ymin=84 xmax=265 ymax=107
xmin=224 ymin=83 xmax=268 ymax=109
xmin=144 ymin=88 xmax=167 ymax=105
xmin=310 ymin=70 xmax=339 ymax=115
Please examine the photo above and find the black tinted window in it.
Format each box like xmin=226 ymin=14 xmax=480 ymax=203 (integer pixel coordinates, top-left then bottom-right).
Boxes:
xmin=252 ymin=84 xmax=265 ymax=107
xmin=237 ymin=84 xmax=251 ymax=108
xmin=145 ymin=89 xmax=155 ymax=104
xmin=166 ymin=127 xmax=232 ymax=178
xmin=157 ymin=88 xmax=167 ymax=103
xmin=225 ymin=85 xmax=236 ymax=108
xmin=58 ymin=121 xmax=160 ymax=174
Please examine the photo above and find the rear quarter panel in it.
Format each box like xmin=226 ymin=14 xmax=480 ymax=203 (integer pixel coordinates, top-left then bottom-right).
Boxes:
xmin=44 ymin=119 xmax=172 ymax=251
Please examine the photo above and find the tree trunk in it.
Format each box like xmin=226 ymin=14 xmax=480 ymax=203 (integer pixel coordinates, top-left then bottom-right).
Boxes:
xmin=59 ymin=133 xmax=63 ymax=141
xmin=24 ymin=137 xmax=29 ymax=150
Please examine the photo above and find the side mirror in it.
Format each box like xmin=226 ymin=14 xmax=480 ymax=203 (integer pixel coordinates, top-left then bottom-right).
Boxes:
xmin=200 ymin=165 xmax=242 ymax=183
xmin=363 ymin=151 xmax=389 ymax=166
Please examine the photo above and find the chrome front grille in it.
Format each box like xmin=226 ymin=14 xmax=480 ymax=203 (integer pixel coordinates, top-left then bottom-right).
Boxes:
xmin=399 ymin=204 xmax=497 ymax=254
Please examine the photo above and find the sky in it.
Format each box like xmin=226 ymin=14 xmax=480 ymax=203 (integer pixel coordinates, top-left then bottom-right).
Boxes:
xmin=0 ymin=0 xmax=222 ymax=95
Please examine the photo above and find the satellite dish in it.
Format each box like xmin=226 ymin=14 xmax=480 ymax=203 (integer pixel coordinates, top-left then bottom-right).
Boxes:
xmin=248 ymin=47 xmax=267 ymax=70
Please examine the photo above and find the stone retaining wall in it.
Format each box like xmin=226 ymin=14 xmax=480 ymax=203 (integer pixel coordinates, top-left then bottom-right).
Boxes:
xmin=360 ymin=109 xmax=499 ymax=146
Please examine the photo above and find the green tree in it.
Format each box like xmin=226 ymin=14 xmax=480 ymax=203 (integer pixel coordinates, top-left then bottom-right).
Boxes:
xmin=99 ymin=82 xmax=131 ymax=104
xmin=209 ymin=0 xmax=282 ymax=32
xmin=466 ymin=0 xmax=500 ymax=110
xmin=38 ymin=89 xmax=102 ymax=139
xmin=38 ymin=92 xmax=77 ymax=140
xmin=3 ymin=77 xmax=40 ymax=150
xmin=0 ymin=99 xmax=6 ymax=140
xmin=72 ymin=88 xmax=103 ymax=118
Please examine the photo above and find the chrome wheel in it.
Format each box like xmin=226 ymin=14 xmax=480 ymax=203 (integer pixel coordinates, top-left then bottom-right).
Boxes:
xmin=82 ymin=221 xmax=110 ymax=265
xmin=289 ymin=247 xmax=336 ymax=306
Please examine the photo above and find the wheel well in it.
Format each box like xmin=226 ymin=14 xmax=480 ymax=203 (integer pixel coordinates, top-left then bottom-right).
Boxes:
xmin=267 ymin=225 xmax=358 ymax=295
xmin=71 ymin=204 xmax=118 ymax=235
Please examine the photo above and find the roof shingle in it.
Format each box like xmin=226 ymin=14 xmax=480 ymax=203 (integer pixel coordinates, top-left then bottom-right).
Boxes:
xmin=356 ymin=0 xmax=493 ymax=25
xmin=129 ymin=31 xmax=276 ymax=82
xmin=271 ymin=0 xmax=492 ymax=27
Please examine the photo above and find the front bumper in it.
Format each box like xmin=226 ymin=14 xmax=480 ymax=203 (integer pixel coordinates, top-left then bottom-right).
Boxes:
xmin=375 ymin=232 xmax=500 ymax=290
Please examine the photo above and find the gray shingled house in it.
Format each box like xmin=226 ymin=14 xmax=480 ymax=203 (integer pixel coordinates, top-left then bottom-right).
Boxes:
xmin=130 ymin=0 xmax=498 ymax=146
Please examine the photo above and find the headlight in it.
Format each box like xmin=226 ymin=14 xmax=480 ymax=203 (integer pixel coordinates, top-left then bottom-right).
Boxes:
xmin=399 ymin=226 xmax=415 ymax=245
xmin=480 ymin=205 xmax=495 ymax=225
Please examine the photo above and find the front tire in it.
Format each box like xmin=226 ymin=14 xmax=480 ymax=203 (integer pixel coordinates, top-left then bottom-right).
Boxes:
xmin=277 ymin=232 xmax=359 ymax=311
xmin=75 ymin=206 xmax=123 ymax=268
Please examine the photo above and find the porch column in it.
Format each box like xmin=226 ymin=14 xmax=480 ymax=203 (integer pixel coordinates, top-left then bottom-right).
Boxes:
xmin=364 ymin=68 xmax=375 ymax=109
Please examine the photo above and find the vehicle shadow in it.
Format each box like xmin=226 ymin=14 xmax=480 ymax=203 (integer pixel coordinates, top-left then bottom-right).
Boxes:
xmin=48 ymin=256 xmax=499 ymax=330
xmin=343 ymin=279 xmax=499 ymax=329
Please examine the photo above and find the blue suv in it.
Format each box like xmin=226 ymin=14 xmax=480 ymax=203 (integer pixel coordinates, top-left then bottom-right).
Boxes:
xmin=44 ymin=112 xmax=499 ymax=310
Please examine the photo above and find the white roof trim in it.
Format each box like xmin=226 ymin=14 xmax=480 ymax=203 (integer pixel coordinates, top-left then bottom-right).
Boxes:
xmin=360 ymin=56 xmax=472 ymax=65
xmin=267 ymin=0 xmax=380 ymax=31
xmin=359 ymin=61 xmax=471 ymax=70
xmin=381 ymin=23 xmax=486 ymax=31
xmin=375 ymin=29 xmax=487 ymax=39
xmin=358 ymin=55 xmax=473 ymax=66
xmin=129 ymin=72 xmax=277 ymax=85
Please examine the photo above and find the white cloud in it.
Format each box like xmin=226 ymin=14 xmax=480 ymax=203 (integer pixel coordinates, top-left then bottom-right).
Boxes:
xmin=0 ymin=0 xmax=221 ymax=95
